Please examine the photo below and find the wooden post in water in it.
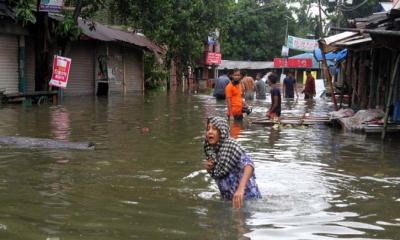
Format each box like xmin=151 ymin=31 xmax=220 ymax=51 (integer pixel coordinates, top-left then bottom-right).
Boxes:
xmin=382 ymin=53 xmax=400 ymax=140
xmin=368 ymin=49 xmax=375 ymax=109
xmin=318 ymin=41 xmax=338 ymax=111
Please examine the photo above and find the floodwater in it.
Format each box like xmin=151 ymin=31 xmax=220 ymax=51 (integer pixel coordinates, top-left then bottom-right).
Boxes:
xmin=0 ymin=92 xmax=399 ymax=240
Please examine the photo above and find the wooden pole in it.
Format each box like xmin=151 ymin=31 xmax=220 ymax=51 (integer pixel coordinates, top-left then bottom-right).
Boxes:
xmin=331 ymin=27 xmax=400 ymax=37
xmin=368 ymin=49 xmax=375 ymax=109
xmin=319 ymin=41 xmax=338 ymax=111
xmin=382 ymin=53 xmax=400 ymax=140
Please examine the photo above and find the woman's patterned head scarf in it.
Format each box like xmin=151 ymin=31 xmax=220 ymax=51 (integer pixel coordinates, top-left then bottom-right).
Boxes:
xmin=204 ymin=116 xmax=244 ymax=179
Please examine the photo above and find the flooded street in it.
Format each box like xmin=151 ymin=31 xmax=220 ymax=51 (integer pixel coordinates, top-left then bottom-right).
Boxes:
xmin=0 ymin=92 xmax=399 ymax=239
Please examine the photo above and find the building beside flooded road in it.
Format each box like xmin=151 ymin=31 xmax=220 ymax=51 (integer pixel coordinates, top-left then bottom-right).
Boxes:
xmin=0 ymin=2 xmax=164 ymax=101
xmin=319 ymin=5 xmax=400 ymax=136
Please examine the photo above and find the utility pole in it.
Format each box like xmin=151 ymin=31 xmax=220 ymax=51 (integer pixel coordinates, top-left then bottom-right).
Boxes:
xmin=281 ymin=17 xmax=289 ymax=87
xmin=336 ymin=0 xmax=342 ymax=32
xmin=318 ymin=0 xmax=323 ymax=38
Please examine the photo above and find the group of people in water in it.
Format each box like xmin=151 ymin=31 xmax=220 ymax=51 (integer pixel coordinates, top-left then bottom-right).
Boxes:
xmin=204 ymin=68 xmax=316 ymax=209
xmin=214 ymin=68 xmax=316 ymax=120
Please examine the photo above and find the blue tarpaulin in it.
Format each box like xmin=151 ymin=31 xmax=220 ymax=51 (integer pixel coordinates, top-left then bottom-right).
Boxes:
xmin=314 ymin=48 xmax=348 ymax=64
xmin=393 ymin=101 xmax=400 ymax=122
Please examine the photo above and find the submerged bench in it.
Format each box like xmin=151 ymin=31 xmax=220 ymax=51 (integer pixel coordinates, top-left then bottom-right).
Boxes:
xmin=1 ymin=91 xmax=58 ymax=104
xmin=0 ymin=136 xmax=95 ymax=150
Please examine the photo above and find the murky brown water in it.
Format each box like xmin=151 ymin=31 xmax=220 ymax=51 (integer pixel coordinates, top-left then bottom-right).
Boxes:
xmin=0 ymin=92 xmax=399 ymax=239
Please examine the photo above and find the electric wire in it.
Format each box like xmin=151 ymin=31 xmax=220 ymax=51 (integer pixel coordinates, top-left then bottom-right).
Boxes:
xmin=338 ymin=0 xmax=369 ymax=12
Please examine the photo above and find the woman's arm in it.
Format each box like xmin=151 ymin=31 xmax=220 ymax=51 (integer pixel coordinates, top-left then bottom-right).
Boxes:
xmin=233 ymin=165 xmax=254 ymax=209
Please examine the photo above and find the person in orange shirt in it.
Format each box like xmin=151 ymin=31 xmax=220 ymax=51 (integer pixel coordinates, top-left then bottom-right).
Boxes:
xmin=225 ymin=69 xmax=243 ymax=121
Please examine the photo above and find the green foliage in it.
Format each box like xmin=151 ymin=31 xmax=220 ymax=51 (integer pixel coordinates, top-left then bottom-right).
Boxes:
xmin=63 ymin=0 xmax=106 ymax=21
xmin=13 ymin=0 xmax=36 ymax=26
xmin=109 ymin=0 xmax=230 ymax=77
xmin=55 ymin=14 xmax=81 ymax=41
xmin=144 ymin=53 xmax=169 ymax=90
xmin=221 ymin=0 xmax=294 ymax=61
xmin=333 ymin=0 xmax=380 ymax=26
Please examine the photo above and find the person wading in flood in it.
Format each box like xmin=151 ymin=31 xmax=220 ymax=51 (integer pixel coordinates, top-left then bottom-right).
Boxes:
xmin=213 ymin=68 xmax=230 ymax=100
xmin=266 ymin=73 xmax=281 ymax=119
xmin=225 ymin=69 xmax=244 ymax=121
xmin=282 ymin=70 xmax=298 ymax=99
xmin=241 ymin=71 xmax=256 ymax=101
xmin=255 ymin=72 xmax=266 ymax=100
xmin=303 ymin=70 xmax=316 ymax=100
xmin=204 ymin=116 xmax=262 ymax=208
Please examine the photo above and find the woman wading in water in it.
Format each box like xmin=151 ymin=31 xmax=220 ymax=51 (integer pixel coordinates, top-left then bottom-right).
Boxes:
xmin=204 ymin=116 xmax=261 ymax=208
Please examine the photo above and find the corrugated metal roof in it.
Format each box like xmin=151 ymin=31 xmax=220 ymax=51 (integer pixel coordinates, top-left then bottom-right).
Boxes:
xmin=217 ymin=60 xmax=274 ymax=70
xmin=320 ymin=31 xmax=372 ymax=51
xmin=335 ymin=37 xmax=372 ymax=46
xmin=323 ymin=31 xmax=359 ymax=45
xmin=49 ymin=14 xmax=165 ymax=55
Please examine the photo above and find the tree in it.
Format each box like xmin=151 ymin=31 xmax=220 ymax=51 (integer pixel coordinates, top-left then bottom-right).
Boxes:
xmin=325 ymin=0 xmax=381 ymax=28
xmin=109 ymin=0 xmax=230 ymax=85
xmin=221 ymin=0 xmax=294 ymax=61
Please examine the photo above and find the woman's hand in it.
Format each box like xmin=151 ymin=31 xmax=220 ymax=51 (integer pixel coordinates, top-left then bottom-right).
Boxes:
xmin=205 ymin=159 xmax=214 ymax=173
xmin=233 ymin=187 xmax=245 ymax=209
xmin=233 ymin=165 xmax=254 ymax=209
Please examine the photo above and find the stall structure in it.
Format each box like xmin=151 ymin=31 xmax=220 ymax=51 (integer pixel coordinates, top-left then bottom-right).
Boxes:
xmin=319 ymin=8 xmax=400 ymax=137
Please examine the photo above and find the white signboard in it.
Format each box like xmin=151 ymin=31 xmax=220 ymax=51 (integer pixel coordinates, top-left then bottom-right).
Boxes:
xmin=281 ymin=46 xmax=289 ymax=57
xmin=39 ymin=0 xmax=64 ymax=13
xmin=287 ymin=35 xmax=318 ymax=52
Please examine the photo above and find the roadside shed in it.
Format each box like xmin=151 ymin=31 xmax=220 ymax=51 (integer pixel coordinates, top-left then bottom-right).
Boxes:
xmin=320 ymin=7 xmax=400 ymax=137
xmin=0 ymin=1 xmax=29 ymax=95
xmin=48 ymin=14 xmax=165 ymax=96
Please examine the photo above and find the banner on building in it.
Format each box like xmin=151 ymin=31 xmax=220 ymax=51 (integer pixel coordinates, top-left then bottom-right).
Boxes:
xmin=274 ymin=58 xmax=313 ymax=68
xmin=287 ymin=35 xmax=318 ymax=52
xmin=49 ymin=55 xmax=72 ymax=89
xmin=39 ymin=0 xmax=64 ymax=13
xmin=206 ymin=52 xmax=222 ymax=65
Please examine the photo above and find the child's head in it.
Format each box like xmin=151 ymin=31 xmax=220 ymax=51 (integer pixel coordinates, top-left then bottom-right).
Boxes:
xmin=206 ymin=117 xmax=229 ymax=145
xmin=256 ymin=73 xmax=262 ymax=80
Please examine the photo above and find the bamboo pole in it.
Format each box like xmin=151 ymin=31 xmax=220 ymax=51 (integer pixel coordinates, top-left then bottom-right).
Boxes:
xmin=376 ymin=51 xmax=383 ymax=107
xmin=382 ymin=53 xmax=400 ymax=140
xmin=318 ymin=41 xmax=339 ymax=111
xmin=368 ymin=49 xmax=375 ymax=109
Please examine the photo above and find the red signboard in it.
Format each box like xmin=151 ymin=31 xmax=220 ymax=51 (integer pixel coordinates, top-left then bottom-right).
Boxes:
xmin=49 ymin=55 xmax=72 ymax=89
xmin=206 ymin=52 xmax=222 ymax=65
xmin=274 ymin=58 xmax=313 ymax=68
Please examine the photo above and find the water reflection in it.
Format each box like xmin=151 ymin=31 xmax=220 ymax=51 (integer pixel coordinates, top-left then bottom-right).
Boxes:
xmin=50 ymin=106 xmax=71 ymax=140
xmin=0 ymin=92 xmax=399 ymax=239
xmin=194 ymin=93 xmax=400 ymax=239
xmin=230 ymin=121 xmax=242 ymax=139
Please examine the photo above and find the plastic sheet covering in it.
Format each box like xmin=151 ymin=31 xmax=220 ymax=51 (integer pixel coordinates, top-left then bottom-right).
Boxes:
xmin=393 ymin=101 xmax=400 ymax=122
xmin=337 ymin=109 xmax=385 ymax=131
xmin=329 ymin=108 xmax=354 ymax=120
